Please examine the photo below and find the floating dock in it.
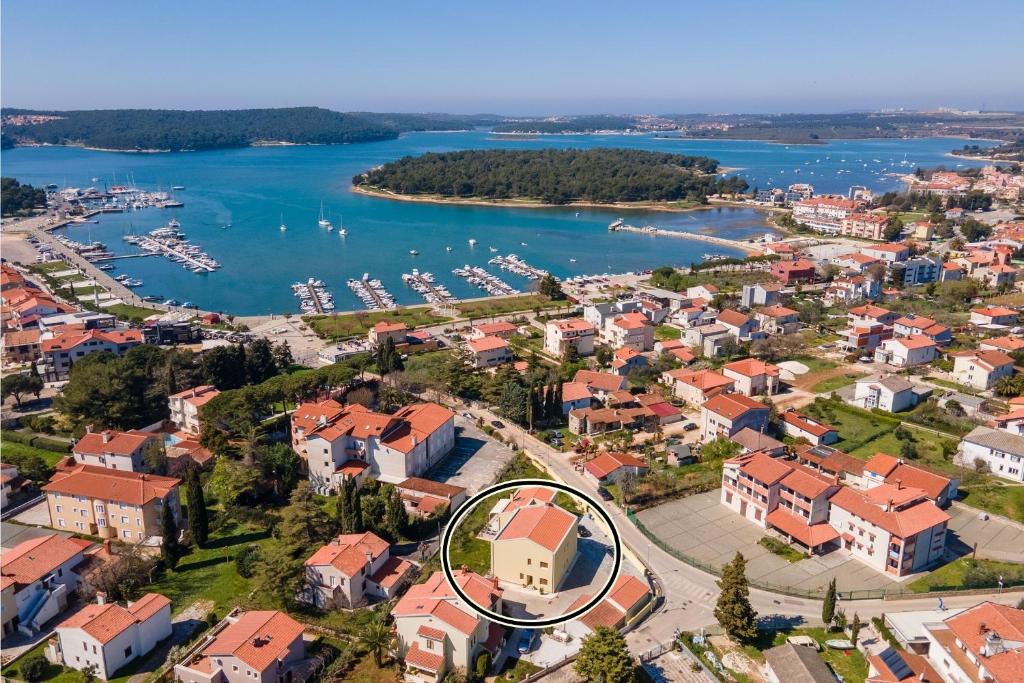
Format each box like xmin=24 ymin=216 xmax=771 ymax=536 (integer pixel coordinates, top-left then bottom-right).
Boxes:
xmin=402 ymin=270 xmax=458 ymax=305
xmin=608 ymin=221 xmax=762 ymax=254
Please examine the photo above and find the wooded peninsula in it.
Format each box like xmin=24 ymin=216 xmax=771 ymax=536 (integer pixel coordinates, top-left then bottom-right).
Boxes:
xmin=352 ymin=148 xmax=748 ymax=205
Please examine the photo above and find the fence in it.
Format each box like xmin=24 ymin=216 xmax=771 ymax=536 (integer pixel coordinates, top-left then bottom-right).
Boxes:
xmin=625 ymin=509 xmax=1024 ymax=601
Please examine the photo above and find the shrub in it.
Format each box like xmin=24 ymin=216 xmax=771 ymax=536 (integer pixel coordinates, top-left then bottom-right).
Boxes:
xmin=474 ymin=652 xmax=491 ymax=681
xmin=3 ymin=430 xmax=35 ymax=446
xmin=31 ymin=435 xmax=72 ymax=452
xmin=22 ymin=414 xmax=56 ymax=434
xmin=234 ymin=545 xmax=261 ymax=578
xmin=19 ymin=655 xmax=48 ymax=682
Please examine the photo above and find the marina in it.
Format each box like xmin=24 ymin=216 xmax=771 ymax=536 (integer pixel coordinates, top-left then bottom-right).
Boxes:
xmin=347 ymin=275 xmax=397 ymax=310
xmin=487 ymin=253 xmax=552 ymax=280
xmin=291 ymin=277 xmax=335 ymax=314
xmin=123 ymin=223 xmax=221 ymax=273
xmin=451 ymin=265 xmax=519 ymax=297
xmin=401 ymin=270 xmax=458 ymax=305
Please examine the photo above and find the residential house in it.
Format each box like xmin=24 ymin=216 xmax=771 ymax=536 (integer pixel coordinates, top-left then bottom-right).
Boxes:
xmin=559 ymin=381 xmax=594 ymax=415
xmin=1 ymin=534 xmax=89 ymax=636
xmin=465 ymin=336 xmax=513 ymax=369
xmin=823 ymin=276 xmax=881 ymax=306
xmin=861 ymin=243 xmax=910 ymax=263
xmin=991 ymin=408 xmax=1024 ymax=436
xmin=852 ymin=375 xmax=921 ymax=413
xmin=491 ymin=502 xmax=578 ymax=591
xmin=1 ymin=464 xmax=30 ymax=509
xmin=292 ymin=400 xmax=455 ymax=491
xmin=922 ymin=602 xmax=1024 ymax=683
xmin=583 ymin=451 xmax=649 ymax=485
xmin=70 ymin=428 xmax=156 ymax=472
xmin=395 ymin=478 xmax=467 ymax=517
xmin=840 ymin=323 xmax=894 ymax=355
xmin=37 ymin=328 xmax=144 ymax=381
xmin=959 ymin=426 xmax=1024 ymax=482
xmin=469 ymin=321 xmax=517 ymax=340
xmin=722 ymin=358 xmax=781 ymax=396
xmin=741 ymin=282 xmax=784 ymax=308
xmin=661 ymin=368 xmax=734 ymax=406
xmin=951 ymin=350 xmax=1015 ymax=390
xmin=543 ymin=319 xmax=595 ymax=357
xmin=980 ymin=335 xmax=1024 ymax=354
xmin=565 ymin=574 xmax=652 ymax=633
xmin=764 ymin=643 xmax=837 ymax=683
xmin=174 ymin=610 xmax=307 ymax=683
xmin=970 ymin=306 xmax=1020 ymax=328
xmin=862 ymin=453 xmax=958 ymax=508
xmin=42 ymin=465 xmax=181 ymax=544
xmin=392 ymin=570 xmax=504 ymax=683
xmin=701 ymin=393 xmax=770 ymax=441
xmin=732 ymin=428 xmax=786 ymax=456
xmin=3 ymin=329 xmax=43 ymax=363
xmin=686 ymin=285 xmax=718 ymax=301
xmin=794 ymin=444 xmax=867 ymax=488
xmin=874 ymin=335 xmax=938 ymax=368
xmin=716 ymin=309 xmax=763 ymax=342
xmin=609 ymin=347 xmax=646 ymax=376
xmin=781 ymin=410 xmax=838 ymax=446
xmin=771 ymin=259 xmax=817 ymax=285
xmin=848 ymin=304 xmax=899 ymax=328
xmin=301 ymin=532 xmax=413 ymax=609
xmin=974 ymin=264 xmax=1019 ymax=289
xmin=52 ymin=593 xmax=172 ymax=680
xmin=368 ymin=321 xmax=408 ymax=346
xmin=605 ymin=312 xmax=654 ymax=351
xmin=168 ymin=385 xmax=221 ymax=435
xmin=833 ymin=252 xmax=882 ymax=274
xmin=892 ymin=316 xmax=951 ymax=346
xmin=572 ymin=369 xmax=627 ymax=400
xmin=867 ymin=648 xmax=941 ymax=683
xmin=682 ymin=323 xmax=732 ymax=357
xmin=939 ymin=262 xmax=964 ymax=282
xmin=568 ymin=406 xmax=656 ymax=436
xmin=792 ymin=196 xmax=862 ymax=232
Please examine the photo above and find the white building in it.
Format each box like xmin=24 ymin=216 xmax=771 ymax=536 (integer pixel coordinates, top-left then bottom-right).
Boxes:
xmin=301 ymin=532 xmax=414 ymax=609
xmin=1 ymin=534 xmax=88 ymax=637
xmin=543 ymin=319 xmax=595 ymax=357
xmin=951 ymin=350 xmax=1016 ymax=390
xmin=71 ymin=428 xmax=156 ymax=472
xmin=52 ymin=593 xmax=172 ymax=680
xmin=959 ymin=426 xmax=1024 ymax=482
xmin=465 ymin=336 xmax=513 ymax=368
xmin=873 ymin=335 xmax=938 ymax=368
xmin=852 ymin=375 xmax=919 ymax=413
xmin=292 ymin=400 xmax=456 ymax=492
xmin=922 ymin=602 xmax=1024 ymax=683
xmin=168 ymin=385 xmax=221 ymax=435
xmin=604 ymin=312 xmax=654 ymax=352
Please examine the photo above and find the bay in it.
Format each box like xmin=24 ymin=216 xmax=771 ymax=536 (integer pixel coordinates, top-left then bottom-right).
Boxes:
xmin=1 ymin=131 xmax=992 ymax=315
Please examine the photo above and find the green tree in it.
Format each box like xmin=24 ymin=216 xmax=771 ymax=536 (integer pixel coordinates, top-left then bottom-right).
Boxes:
xmin=143 ymin=439 xmax=169 ymax=475
xmin=199 ymin=344 xmax=247 ymax=389
xmin=245 ymin=338 xmax=278 ymax=384
xmin=252 ymin=545 xmax=304 ymax=609
xmin=574 ymin=626 xmax=636 ymax=683
xmin=714 ymin=552 xmax=758 ymax=643
xmin=850 ymin=612 xmax=861 ymax=646
xmin=822 ymin=578 xmax=837 ymax=626
xmin=538 ymin=274 xmax=566 ymax=300
xmin=336 ymin=477 xmax=355 ymax=533
xmin=883 ymin=216 xmax=904 ymax=241
xmin=595 ymin=345 xmax=613 ymax=367
xmin=272 ymin=341 xmax=294 ymax=370
xmin=383 ymin=484 xmax=408 ymax=539
xmin=498 ymin=382 xmax=529 ymax=426
xmin=257 ymin=443 xmax=303 ymax=498
xmin=351 ymin=485 xmax=365 ymax=533
xmin=1 ymin=373 xmax=37 ymax=408
xmin=186 ymin=468 xmax=209 ymax=547
xmin=358 ymin=616 xmax=392 ymax=668
xmin=160 ymin=504 xmax=184 ymax=570
xmin=208 ymin=457 xmax=260 ymax=508
xmin=278 ymin=482 xmax=333 ymax=551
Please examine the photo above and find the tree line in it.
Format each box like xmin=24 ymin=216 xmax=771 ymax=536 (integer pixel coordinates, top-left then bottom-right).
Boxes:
xmin=0 ymin=108 xmax=500 ymax=152
xmin=1 ymin=177 xmax=47 ymax=216
xmin=354 ymin=148 xmax=748 ymax=204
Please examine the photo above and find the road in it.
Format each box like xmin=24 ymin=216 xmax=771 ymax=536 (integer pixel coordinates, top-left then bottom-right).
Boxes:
xmin=449 ymin=399 xmax=1024 ymax=654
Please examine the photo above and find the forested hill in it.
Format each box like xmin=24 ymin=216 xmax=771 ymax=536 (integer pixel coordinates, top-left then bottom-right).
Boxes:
xmin=0 ymin=108 xmax=503 ymax=151
xmin=353 ymin=148 xmax=748 ymax=204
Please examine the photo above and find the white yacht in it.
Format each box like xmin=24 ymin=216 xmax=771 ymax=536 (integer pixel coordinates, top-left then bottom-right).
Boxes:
xmin=279 ymin=213 xmax=287 ymax=232
xmin=318 ymin=201 xmax=331 ymax=229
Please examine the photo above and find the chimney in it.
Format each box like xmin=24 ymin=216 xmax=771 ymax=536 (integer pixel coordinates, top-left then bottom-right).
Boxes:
xmin=366 ymin=551 xmax=373 ymax=564
xmin=460 ymin=564 xmax=468 ymax=573
xmin=896 ymin=478 xmax=902 ymax=490
xmin=885 ymin=499 xmax=893 ymax=512
xmin=96 ymin=591 xmax=107 ymax=605
xmin=86 ymin=424 xmax=95 ymax=434
xmin=411 ymin=436 xmax=418 ymax=447
xmin=897 ymin=458 xmax=904 ymax=465
xmin=492 ymin=576 xmax=499 ymax=589
xmin=101 ymin=431 xmax=111 ymax=444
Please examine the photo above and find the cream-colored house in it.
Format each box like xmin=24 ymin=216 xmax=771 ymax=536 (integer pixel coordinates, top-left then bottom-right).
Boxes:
xmin=951 ymin=350 xmax=1016 ymax=390
xmin=491 ymin=503 xmax=578 ymax=592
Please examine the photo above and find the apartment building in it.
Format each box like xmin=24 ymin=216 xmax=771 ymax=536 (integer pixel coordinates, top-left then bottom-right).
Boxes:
xmin=174 ymin=610 xmax=307 ymax=683
xmin=38 ymin=328 xmax=144 ymax=381
xmin=491 ymin=502 xmax=578 ymax=591
xmin=700 ymin=393 xmax=770 ymax=440
xmin=301 ymin=532 xmax=413 ymax=609
xmin=741 ymin=282 xmax=784 ymax=308
xmin=543 ymin=318 xmax=595 ymax=357
xmin=292 ymin=400 xmax=455 ymax=492
xmin=874 ymin=335 xmax=938 ymax=368
xmin=862 ymin=453 xmax=959 ymax=508
xmin=753 ymin=305 xmax=801 ymax=335
xmin=722 ymin=358 xmax=781 ymax=396
xmin=1 ymin=534 xmax=89 ymax=637
xmin=465 ymin=336 xmax=513 ymax=368
xmin=922 ymin=602 xmax=1024 ymax=683
xmin=897 ymin=256 xmax=941 ymax=286
xmin=861 ymin=243 xmax=910 ymax=263
xmin=848 ymin=304 xmax=899 ymax=328
xmin=771 ymin=260 xmax=817 ymax=285
xmin=792 ymin=196 xmax=862 ymax=232
xmin=604 ymin=312 xmax=654 ymax=351
xmin=393 ymin=570 xmax=504 ymax=683
xmin=168 ymin=385 xmax=221 ymax=435
xmin=661 ymin=368 xmax=734 ymax=406
xmin=71 ymin=429 xmax=157 ymax=472
xmin=840 ymin=323 xmax=894 ymax=354
xmin=959 ymin=427 xmax=1024 ymax=483
xmin=841 ymin=212 xmax=888 ymax=240
xmin=52 ymin=593 xmax=172 ymax=680
xmin=892 ymin=316 xmax=951 ymax=345
xmin=42 ymin=464 xmax=181 ymax=543
xmin=951 ymin=349 xmax=1016 ymax=390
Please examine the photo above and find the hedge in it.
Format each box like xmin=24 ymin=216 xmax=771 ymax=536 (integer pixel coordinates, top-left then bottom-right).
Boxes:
xmin=2 ymin=430 xmax=71 ymax=452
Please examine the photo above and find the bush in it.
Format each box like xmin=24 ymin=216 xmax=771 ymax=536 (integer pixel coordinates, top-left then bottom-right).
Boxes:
xmin=474 ymin=652 xmax=491 ymax=682
xmin=206 ymin=611 xmax=219 ymax=627
xmin=3 ymin=430 xmax=35 ymax=446
xmin=19 ymin=655 xmax=48 ymax=682
xmin=234 ymin=545 xmax=261 ymax=578
xmin=22 ymin=414 xmax=56 ymax=434
xmin=30 ymin=435 xmax=72 ymax=452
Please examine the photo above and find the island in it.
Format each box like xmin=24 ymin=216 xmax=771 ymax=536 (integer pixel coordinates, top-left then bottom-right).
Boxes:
xmin=352 ymin=148 xmax=748 ymax=206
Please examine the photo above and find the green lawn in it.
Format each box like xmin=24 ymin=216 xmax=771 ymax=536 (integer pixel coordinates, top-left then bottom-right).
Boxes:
xmin=803 ymin=399 xmax=898 ymax=453
xmin=1 ymin=641 xmax=84 ymax=683
xmin=794 ymin=356 xmax=839 ymax=373
xmin=759 ymin=536 xmax=806 ymax=563
xmin=104 ymin=303 xmax=160 ymax=322
xmin=1 ymin=437 xmax=68 ymax=466
xmin=654 ymin=325 xmax=682 ymax=341
xmin=146 ymin=521 xmax=270 ymax=613
xmin=923 ymin=376 xmax=981 ymax=396
xmin=957 ymin=481 xmax=1024 ymax=523
xmin=305 ymin=307 xmax=450 ymax=340
xmin=456 ymin=294 xmax=567 ymax=319
xmin=811 ymin=373 xmax=860 ymax=394
xmin=494 ymin=657 xmax=542 ymax=683
xmin=847 ymin=426 xmax=959 ymax=475
xmin=908 ymin=557 xmax=1024 ymax=593
xmin=768 ymin=628 xmax=869 ymax=682
xmin=29 ymin=262 xmax=70 ymax=274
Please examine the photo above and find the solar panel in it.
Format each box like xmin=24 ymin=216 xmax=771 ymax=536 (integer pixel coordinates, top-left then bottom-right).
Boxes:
xmin=880 ymin=648 xmax=913 ymax=680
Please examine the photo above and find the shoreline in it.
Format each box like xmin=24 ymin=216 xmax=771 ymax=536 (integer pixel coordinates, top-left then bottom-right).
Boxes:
xmin=351 ymin=183 xmax=759 ymax=214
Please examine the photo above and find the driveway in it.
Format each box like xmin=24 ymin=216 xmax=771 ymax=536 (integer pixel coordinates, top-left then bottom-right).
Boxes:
xmin=947 ymin=502 xmax=1024 ymax=563
xmin=6 ymin=501 xmax=56 ymax=534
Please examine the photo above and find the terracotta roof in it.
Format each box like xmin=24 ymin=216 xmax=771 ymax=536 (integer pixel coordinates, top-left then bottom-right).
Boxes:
xmin=2 ymin=329 xmax=41 ymax=347
xmin=127 ymin=592 xmax=171 ymax=621
xmin=758 ymin=305 xmax=799 ymax=318
xmin=1 ymin=534 xmax=87 ymax=589
xmin=495 ymin=503 xmax=576 ymax=552
xmin=664 ymin=368 xmax=734 ymax=393
xmin=738 ymin=452 xmax=792 ymax=485
xmin=895 ymin=316 xmax=936 ymax=329
xmin=473 ymin=321 xmax=517 ymax=335
xmin=41 ymin=328 xmax=143 ymax=353
xmin=981 ymin=335 xmax=1024 ymax=352
xmin=394 ymin=570 xmax=498 ymax=634
xmin=43 ymin=464 xmax=179 ymax=506
xmin=780 ymin=465 xmax=836 ymax=499
xmin=573 ymin=369 xmax=627 ymax=393
xmin=467 ymin=335 xmax=510 ymax=353
xmin=864 ymin=453 xmax=900 ymax=477
xmin=972 ymin=306 xmax=1019 ymax=318
xmin=703 ymin=393 xmax=768 ymax=421
xmin=767 ymin=508 xmax=840 ymax=547
xmin=59 ymin=602 xmax=139 ymax=644
xmin=867 ymin=650 xmax=941 ymax=683
xmin=953 ymin=349 xmax=1015 ymax=371
xmin=561 ymin=381 xmax=594 ymax=403
xmin=405 ymin=643 xmax=445 ymax=672
xmin=828 ymin=487 xmax=949 ymax=539
xmin=416 ymin=625 xmax=447 ymax=641
xmin=614 ymin=347 xmax=642 ymax=360
xmin=724 ymin=358 xmax=780 ymax=378
xmin=668 ymin=347 xmax=696 ymax=363
xmin=864 ymin=243 xmax=909 ymax=254
xmin=584 ymin=451 xmax=648 ymax=479
xmin=169 ymin=385 xmax=220 ymax=407
xmin=369 ymin=556 xmax=413 ymax=589
xmin=397 ymin=477 xmax=466 ymax=499
xmin=606 ymin=574 xmax=651 ymax=613
xmin=371 ymin=321 xmax=407 ymax=333
xmin=716 ymin=309 xmax=751 ymax=328
xmin=203 ymin=611 xmax=304 ymax=673
xmin=551 ymin=318 xmax=594 ymax=333
xmin=612 ymin=312 xmax=650 ymax=330
xmin=305 ymin=532 xmax=390 ymax=577
xmin=335 ymin=459 xmax=369 ymax=477
xmin=941 ymin=602 xmax=1024 ymax=683
xmin=849 ymin=304 xmax=893 ymax=319
xmin=892 ymin=334 xmax=936 ymax=350
xmin=74 ymin=430 xmax=154 ymax=457
xmin=782 ymin=410 xmax=837 ymax=438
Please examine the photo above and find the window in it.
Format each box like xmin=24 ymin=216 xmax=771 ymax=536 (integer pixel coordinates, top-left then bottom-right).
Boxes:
xmin=58 ymin=519 xmax=65 ymax=527
xmin=233 ymin=666 xmax=239 ymax=672
xmin=124 ymin=646 xmax=132 ymax=657
xmin=121 ymin=516 xmax=129 ymax=524
xmin=540 ymin=561 xmax=549 ymax=568
xmin=122 ymin=530 xmax=132 ymax=538
xmin=84 ymin=642 xmax=89 ymax=651
xmin=426 ymin=640 xmax=434 ymax=650
xmin=539 ymin=578 xmax=548 ymax=585
xmin=56 ymin=505 xmax=63 ymax=513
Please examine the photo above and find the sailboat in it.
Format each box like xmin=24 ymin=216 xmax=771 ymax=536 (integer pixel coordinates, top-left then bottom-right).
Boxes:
xmin=279 ymin=213 xmax=287 ymax=232
xmin=318 ymin=201 xmax=332 ymax=229
xmin=338 ymin=215 xmax=347 ymax=236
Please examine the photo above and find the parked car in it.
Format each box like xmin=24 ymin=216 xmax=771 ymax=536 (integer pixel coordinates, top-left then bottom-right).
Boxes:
xmin=683 ymin=422 xmax=699 ymax=431
xmin=490 ymin=420 xmax=505 ymax=429
xmin=578 ymin=526 xmax=592 ymax=538
xmin=597 ymin=487 xmax=613 ymax=501
xmin=858 ymin=356 xmax=873 ymax=363
xmin=518 ymin=630 xmax=539 ymax=654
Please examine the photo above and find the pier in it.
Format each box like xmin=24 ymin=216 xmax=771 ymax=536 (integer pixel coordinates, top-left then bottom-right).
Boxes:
xmin=92 ymin=253 xmax=160 ymax=262
xmin=303 ymin=282 xmax=325 ymax=314
xmin=134 ymin=236 xmax=217 ymax=272
xmin=347 ymin=276 xmax=396 ymax=310
xmin=609 ymin=222 xmax=763 ymax=255
xmin=402 ymin=270 xmax=458 ymax=305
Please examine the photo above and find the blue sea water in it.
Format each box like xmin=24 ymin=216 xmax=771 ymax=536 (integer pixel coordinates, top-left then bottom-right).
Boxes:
xmin=1 ymin=131 xmax=992 ymax=315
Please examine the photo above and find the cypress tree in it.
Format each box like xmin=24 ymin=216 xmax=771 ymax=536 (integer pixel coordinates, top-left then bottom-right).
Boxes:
xmin=166 ymin=365 xmax=178 ymax=396
xmin=553 ymin=380 xmax=564 ymax=420
xmin=186 ymin=468 xmax=209 ymax=547
xmin=383 ymin=485 xmax=407 ymax=540
xmin=542 ymin=384 xmax=555 ymax=426
xmin=822 ymin=578 xmax=837 ymax=627
xmin=336 ymin=479 xmax=353 ymax=533
xmin=161 ymin=504 xmax=184 ymax=570
xmin=714 ymin=552 xmax=758 ymax=643
xmin=351 ymin=485 xmax=365 ymax=533
xmin=851 ymin=612 xmax=861 ymax=646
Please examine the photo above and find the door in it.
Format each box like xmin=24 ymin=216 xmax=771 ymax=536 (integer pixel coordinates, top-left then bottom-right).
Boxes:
xmin=739 ymin=501 xmax=747 ymax=516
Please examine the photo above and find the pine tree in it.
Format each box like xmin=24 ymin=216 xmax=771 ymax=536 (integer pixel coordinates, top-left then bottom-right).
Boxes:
xmin=186 ymin=468 xmax=209 ymax=547
xmin=574 ymin=626 xmax=636 ymax=683
xmin=822 ymin=578 xmax=837 ymax=627
xmin=166 ymin=365 xmax=178 ymax=396
xmin=714 ymin=552 xmax=758 ymax=643
xmin=160 ymin=504 xmax=184 ymax=570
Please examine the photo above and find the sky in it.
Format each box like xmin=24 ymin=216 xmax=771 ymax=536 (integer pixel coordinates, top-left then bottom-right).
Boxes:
xmin=3 ymin=0 xmax=1022 ymax=115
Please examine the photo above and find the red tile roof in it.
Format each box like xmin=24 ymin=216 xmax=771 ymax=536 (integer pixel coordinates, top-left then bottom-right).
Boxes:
xmin=828 ymin=487 xmax=949 ymax=539
xmin=781 ymin=410 xmax=837 ymax=439
xmin=305 ymin=532 xmax=390 ymax=577
xmin=664 ymin=368 xmax=734 ymax=394
xmin=394 ymin=570 xmax=499 ymax=634
xmin=495 ymin=503 xmax=576 ymax=552
xmin=716 ymin=309 xmax=751 ymax=328
xmin=942 ymin=602 xmax=1024 ymax=683
xmin=606 ymin=574 xmax=651 ymax=613
xmin=767 ymin=508 xmax=840 ymax=547
xmin=74 ymin=430 xmax=154 ymax=457
xmin=573 ymin=369 xmax=627 ymax=393
xmin=473 ymin=321 xmax=517 ymax=335
xmin=203 ymin=611 xmax=304 ymax=673
xmin=612 ymin=312 xmax=650 ymax=330
xmin=43 ymin=464 xmax=179 ymax=506
xmin=467 ymin=335 xmax=509 ymax=353
xmin=405 ymin=643 xmax=445 ymax=672
xmin=584 ymin=452 xmax=648 ymax=479
xmin=739 ymin=452 xmax=792 ymax=485
xmin=703 ymin=393 xmax=768 ymax=421
xmin=551 ymin=318 xmax=594 ymax=333
xmin=561 ymin=381 xmax=594 ymax=403
xmin=41 ymin=328 xmax=143 ymax=353
xmin=1 ymin=534 xmax=87 ymax=589
xmin=724 ymin=358 xmax=780 ymax=378
xmin=371 ymin=321 xmax=407 ymax=333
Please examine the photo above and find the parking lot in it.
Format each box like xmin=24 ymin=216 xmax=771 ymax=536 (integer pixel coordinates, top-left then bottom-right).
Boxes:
xmin=1 ymin=518 xmax=71 ymax=549
xmin=425 ymin=415 xmax=518 ymax=495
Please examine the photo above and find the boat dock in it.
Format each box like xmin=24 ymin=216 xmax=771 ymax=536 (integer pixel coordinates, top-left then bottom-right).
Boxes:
xmin=451 ymin=265 xmax=519 ymax=296
xmin=608 ymin=221 xmax=763 ymax=255
xmin=133 ymin=235 xmax=217 ymax=272
xmin=92 ymin=253 xmax=160 ymax=262
xmin=291 ymin=278 xmax=334 ymax=314
xmin=347 ymin=275 xmax=396 ymax=310
xmin=402 ymin=270 xmax=458 ymax=305
xmin=488 ymin=253 xmax=551 ymax=280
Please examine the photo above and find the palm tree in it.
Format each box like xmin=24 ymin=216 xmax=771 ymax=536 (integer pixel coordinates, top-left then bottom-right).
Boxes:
xmin=359 ymin=617 xmax=391 ymax=667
